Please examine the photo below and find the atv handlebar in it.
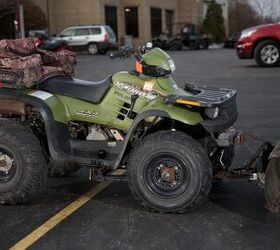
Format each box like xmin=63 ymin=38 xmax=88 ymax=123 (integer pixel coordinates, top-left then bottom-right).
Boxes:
xmin=109 ymin=42 xmax=153 ymax=61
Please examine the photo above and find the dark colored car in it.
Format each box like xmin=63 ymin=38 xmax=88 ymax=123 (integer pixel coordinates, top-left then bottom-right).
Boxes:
xmin=237 ymin=23 xmax=280 ymax=67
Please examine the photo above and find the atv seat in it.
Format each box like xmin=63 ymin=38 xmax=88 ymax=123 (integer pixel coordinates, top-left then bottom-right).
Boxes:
xmin=39 ymin=75 xmax=112 ymax=104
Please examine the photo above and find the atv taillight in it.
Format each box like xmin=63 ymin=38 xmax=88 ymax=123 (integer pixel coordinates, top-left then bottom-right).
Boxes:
xmin=104 ymin=33 xmax=109 ymax=43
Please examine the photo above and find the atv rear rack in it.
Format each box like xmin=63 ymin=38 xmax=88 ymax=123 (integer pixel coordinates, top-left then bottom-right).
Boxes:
xmin=164 ymin=82 xmax=237 ymax=108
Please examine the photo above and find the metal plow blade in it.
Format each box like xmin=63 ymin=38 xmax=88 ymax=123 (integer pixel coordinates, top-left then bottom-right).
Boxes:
xmin=265 ymin=142 xmax=280 ymax=213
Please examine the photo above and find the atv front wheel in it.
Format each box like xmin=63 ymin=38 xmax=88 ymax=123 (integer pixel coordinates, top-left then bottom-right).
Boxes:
xmin=0 ymin=121 xmax=47 ymax=204
xmin=127 ymin=131 xmax=213 ymax=213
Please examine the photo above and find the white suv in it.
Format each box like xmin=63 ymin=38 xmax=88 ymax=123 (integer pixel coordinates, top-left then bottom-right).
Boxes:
xmin=58 ymin=25 xmax=118 ymax=55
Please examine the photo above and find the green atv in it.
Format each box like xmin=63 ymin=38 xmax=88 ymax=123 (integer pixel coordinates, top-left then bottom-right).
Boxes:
xmin=0 ymin=42 xmax=239 ymax=212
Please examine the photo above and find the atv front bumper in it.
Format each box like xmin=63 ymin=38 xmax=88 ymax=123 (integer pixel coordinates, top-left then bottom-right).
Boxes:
xmin=200 ymin=95 xmax=238 ymax=133
xmin=165 ymin=82 xmax=238 ymax=134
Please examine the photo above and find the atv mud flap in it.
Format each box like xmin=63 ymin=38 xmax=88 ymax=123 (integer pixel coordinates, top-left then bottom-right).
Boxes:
xmin=265 ymin=142 xmax=280 ymax=213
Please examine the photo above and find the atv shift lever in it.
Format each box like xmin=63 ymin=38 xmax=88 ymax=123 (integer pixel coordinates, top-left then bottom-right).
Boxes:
xmin=128 ymin=94 xmax=139 ymax=119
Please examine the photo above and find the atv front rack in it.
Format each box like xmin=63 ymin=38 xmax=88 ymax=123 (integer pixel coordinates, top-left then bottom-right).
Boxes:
xmin=164 ymin=82 xmax=237 ymax=108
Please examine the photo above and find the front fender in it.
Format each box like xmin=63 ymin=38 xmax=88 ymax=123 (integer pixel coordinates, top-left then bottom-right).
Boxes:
xmin=113 ymin=106 xmax=202 ymax=169
xmin=142 ymin=100 xmax=203 ymax=126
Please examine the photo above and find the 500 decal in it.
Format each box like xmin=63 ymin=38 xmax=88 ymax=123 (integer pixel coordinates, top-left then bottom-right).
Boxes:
xmin=114 ymin=81 xmax=157 ymax=100
xmin=77 ymin=109 xmax=100 ymax=118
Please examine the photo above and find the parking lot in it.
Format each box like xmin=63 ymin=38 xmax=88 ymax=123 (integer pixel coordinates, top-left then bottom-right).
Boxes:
xmin=1 ymin=49 xmax=280 ymax=250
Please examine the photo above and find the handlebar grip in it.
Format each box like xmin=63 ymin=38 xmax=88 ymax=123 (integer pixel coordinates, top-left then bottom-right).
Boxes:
xmin=109 ymin=51 xmax=125 ymax=59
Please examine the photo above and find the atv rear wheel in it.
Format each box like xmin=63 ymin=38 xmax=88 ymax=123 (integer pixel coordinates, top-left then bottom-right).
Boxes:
xmin=0 ymin=121 xmax=47 ymax=204
xmin=265 ymin=157 xmax=280 ymax=213
xmin=127 ymin=131 xmax=213 ymax=213
xmin=48 ymin=161 xmax=81 ymax=177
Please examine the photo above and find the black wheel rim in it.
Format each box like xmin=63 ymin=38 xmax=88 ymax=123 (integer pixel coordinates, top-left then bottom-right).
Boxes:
xmin=0 ymin=147 xmax=17 ymax=183
xmin=144 ymin=153 xmax=190 ymax=198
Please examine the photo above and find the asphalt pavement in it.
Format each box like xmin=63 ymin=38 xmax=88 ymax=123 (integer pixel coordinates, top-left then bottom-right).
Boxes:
xmin=1 ymin=49 xmax=280 ymax=250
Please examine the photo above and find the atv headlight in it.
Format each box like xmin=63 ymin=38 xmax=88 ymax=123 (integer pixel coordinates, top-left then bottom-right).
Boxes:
xmin=168 ymin=59 xmax=176 ymax=73
xmin=205 ymin=107 xmax=219 ymax=119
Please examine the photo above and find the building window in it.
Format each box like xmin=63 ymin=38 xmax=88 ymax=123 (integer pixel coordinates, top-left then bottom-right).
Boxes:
xmin=165 ymin=10 xmax=174 ymax=35
xmin=150 ymin=8 xmax=162 ymax=37
xmin=124 ymin=7 xmax=139 ymax=38
xmin=105 ymin=6 xmax=118 ymax=39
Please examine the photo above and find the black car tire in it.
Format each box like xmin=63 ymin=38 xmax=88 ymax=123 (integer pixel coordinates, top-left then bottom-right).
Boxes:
xmin=0 ymin=121 xmax=47 ymax=204
xmin=254 ymin=40 xmax=280 ymax=67
xmin=127 ymin=131 xmax=213 ymax=213
xmin=88 ymin=43 xmax=99 ymax=55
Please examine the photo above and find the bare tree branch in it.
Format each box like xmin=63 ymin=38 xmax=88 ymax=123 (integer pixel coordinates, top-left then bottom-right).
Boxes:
xmin=251 ymin=0 xmax=280 ymax=22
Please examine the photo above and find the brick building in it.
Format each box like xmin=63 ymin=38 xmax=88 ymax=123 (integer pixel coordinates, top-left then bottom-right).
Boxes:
xmin=32 ymin=0 xmax=206 ymax=46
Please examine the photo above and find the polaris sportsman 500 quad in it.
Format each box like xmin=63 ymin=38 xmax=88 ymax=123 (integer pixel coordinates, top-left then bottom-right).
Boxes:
xmin=0 ymin=42 xmax=240 ymax=213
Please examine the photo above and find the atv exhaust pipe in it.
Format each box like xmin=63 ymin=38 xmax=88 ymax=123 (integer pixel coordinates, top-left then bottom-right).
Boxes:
xmin=265 ymin=142 xmax=280 ymax=213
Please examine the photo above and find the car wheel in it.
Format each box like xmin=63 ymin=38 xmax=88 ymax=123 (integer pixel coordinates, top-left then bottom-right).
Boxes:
xmin=88 ymin=43 xmax=99 ymax=55
xmin=254 ymin=40 xmax=280 ymax=67
xmin=127 ymin=131 xmax=213 ymax=213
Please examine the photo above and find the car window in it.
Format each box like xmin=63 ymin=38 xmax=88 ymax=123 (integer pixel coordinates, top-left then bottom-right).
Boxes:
xmin=90 ymin=28 xmax=102 ymax=35
xmin=75 ymin=28 xmax=90 ymax=36
xmin=60 ymin=29 xmax=75 ymax=37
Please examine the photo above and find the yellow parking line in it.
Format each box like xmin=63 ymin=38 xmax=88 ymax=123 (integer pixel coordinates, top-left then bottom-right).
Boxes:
xmin=10 ymin=181 xmax=112 ymax=250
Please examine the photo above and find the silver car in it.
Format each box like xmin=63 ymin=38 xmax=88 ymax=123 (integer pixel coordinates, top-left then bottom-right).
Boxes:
xmin=59 ymin=25 xmax=118 ymax=55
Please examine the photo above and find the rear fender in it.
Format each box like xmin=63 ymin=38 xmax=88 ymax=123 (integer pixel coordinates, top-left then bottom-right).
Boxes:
xmin=0 ymin=89 xmax=69 ymax=160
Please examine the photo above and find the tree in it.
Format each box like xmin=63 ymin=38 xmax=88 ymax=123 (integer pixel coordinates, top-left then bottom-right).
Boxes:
xmin=201 ymin=0 xmax=226 ymax=43
xmin=252 ymin=0 xmax=280 ymax=22
xmin=228 ymin=0 xmax=263 ymax=36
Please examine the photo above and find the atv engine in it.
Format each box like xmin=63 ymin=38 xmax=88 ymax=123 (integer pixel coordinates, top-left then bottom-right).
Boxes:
xmin=68 ymin=122 xmax=123 ymax=141
xmin=86 ymin=125 xmax=109 ymax=141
